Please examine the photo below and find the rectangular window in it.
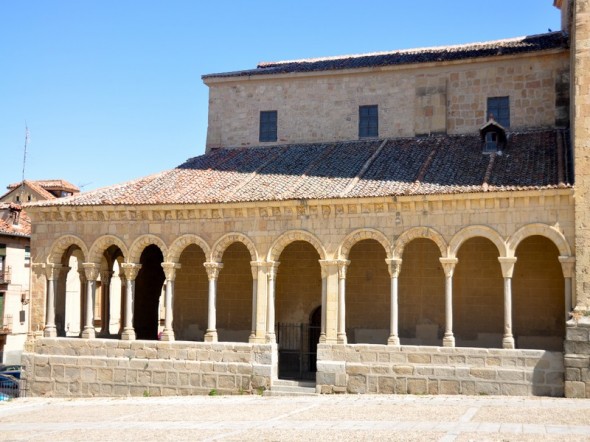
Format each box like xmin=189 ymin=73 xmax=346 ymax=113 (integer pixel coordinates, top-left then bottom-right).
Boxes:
xmin=359 ymin=105 xmax=378 ymax=138
xmin=25 ymin=246 xmax=30 ymax=267
xmin=487 ymin=96 xmax=510 ymax=128
xmin=259 ymin=110 xmax=277 ymax=142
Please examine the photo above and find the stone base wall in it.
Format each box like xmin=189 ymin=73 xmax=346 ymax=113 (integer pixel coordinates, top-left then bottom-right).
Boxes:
xmin=317 ymin=344 xmax=564 ymax=397
xmin=564 ymin=319 xmax=590 ymax=398
xmin=22 ymin=338 xmax=274 ymax=397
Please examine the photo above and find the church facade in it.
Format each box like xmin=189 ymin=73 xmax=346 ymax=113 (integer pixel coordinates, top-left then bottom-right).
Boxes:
xmin=22 ymin=0 xmax=590 ymax=398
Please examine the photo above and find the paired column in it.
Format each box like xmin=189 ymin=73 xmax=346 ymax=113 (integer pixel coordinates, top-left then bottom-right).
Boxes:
xmin=81 ymin=263 xmax=99 ymax=339
xmin=120 ymin=263 xmax=141 ymax=341
xmin=78 ymin=268 xmax=87 ymax=337
xmin=265 ymin=261 xmax=279 ymax=343
xmin=204 ymin=262 xmax=223 ymax=342
xmin=249 ymin=261 xmax=260 ymax=342
xmin=498 ymin=257 xmax=517 ymax=349
xmin=558 ymin=256 xmax=576 ymax=321
xmin=160 ymin=262 xmax=181 ymax=341
xmin=337 ymin=260 xmax=350 ymax=344
xmin=386 ymin=258 xmax=402 ymax=346
xmin=43 ymin=263 xmax=62 ymax=338
xmin=439 ymin=258 xmax=458 ymax=347
xmin=98 ymin=270 xmax=113 ymax=337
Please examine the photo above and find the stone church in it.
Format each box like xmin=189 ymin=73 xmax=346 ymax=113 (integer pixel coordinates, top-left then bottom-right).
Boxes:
xmin=22 ymin=0 xmax=590 ymax=398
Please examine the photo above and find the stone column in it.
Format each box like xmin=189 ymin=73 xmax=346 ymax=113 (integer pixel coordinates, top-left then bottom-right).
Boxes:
xmin=337 ymin=260 xmax=350 ymax=344
xmin=78 ymin=269 xmax=87 ymax=338
xmin=559 ymin=256 xmax=576 ymax=321
xmin=204 ymin=262 xmax=223 ymax=342
xmin=498 ymin=257 xmax=517 ymax=349
xmin=160 ymin=262 xmax=181 ymax=341
xmin=118 ymin=268 xmax=126 ymax=336
xmin=98 ymin=270 xmax=113 ymax=337
xmin=439 ymin=258 xmax=458 ymax=347
xmin=386 ymin=258 xmax=402 ymax=346
xmin=120 ymin=263 xmax=141 ymax=340
xmin=43 ymin=263 xmax=62 ymax=337
xmin=249 ymin=261 xmax=261 ymax=342
xmin=265 ymin=261 xmax=279 ymax=344
xmin=81 ymin=263 xmax=99 ymax=339
xmin=319 ymin=259 xmax=339 ymax=344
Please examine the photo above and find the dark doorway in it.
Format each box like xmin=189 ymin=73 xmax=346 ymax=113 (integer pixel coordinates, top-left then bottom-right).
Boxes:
xmin=277 ymin=306 xmax=321 ymax=381
xmin=134 ymin=245 xmax=165 ymax=340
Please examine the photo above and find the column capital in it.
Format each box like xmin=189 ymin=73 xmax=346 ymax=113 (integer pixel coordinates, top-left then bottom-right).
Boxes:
xmin=319 ymin=259 xmax=340 ymax=278
xmin=32 ymin=262 xmax=46 ymax=278
xmin=100 ymin=269 xmax=113 ymax=282
xmin=337 ymin=259 xmax=351 ymax=279
xmin=161 ymin=262 xmax=181 ymax=281
xmin=82 ymin=263 xmax=100 ymax=281
xmin=439 ymin=257 xmax=458 ymax=277
xmin=498 ymin=257 xmax=518 ymax=278
xmin=45 ymin=263 xmax=63 ymax=281
xmin=558 ymin=256 xmax=576 ymax=278
xmin=265 ymin=261 xmax=280 ymax=279
xmin=121 ymin=263 xmax=142 ymax=281
xmin=385 ymin=258 xmax=403 ymax=278
xmin=204 ymin=262 xmax=224 ymax=280
xmin=250 ymin=261 xmax=265 ymax=279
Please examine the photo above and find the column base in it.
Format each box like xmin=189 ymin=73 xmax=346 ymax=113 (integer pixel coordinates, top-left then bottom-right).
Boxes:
xmin=443 ymin=334 xmax=455 ymax=347
xmin=121 ymin=328 xmax=136 ymax=341
xmin=160 ymin=330 xmax=175 ymax=341
xmin=337 ymin=333 xmax=347 ymax=344
xmin=265 ymin=332 xmax=276 ymax=344
xmin=319 ymin=333 xmax=327 ymax=344
xmin=502 ymin=335 xmax=515 ymax=349
xmin=204 ymin=330 xmax=218 ymax=342
xmin=43 ymin=326 xmax=57 ymax=338
xmin=387 ymin=335 xmax=400 ymax=346
xmin=81 ymin=327 xmax=96 ymax=339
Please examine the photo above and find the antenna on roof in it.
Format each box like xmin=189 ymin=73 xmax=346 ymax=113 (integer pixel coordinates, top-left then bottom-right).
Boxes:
xmin=19 ymin=123 xmax=30 ymax=203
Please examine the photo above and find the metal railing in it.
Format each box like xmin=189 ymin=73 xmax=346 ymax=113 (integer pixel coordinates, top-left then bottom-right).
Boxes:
xmin=0 ymin=376 xmax=26 ymax=400
xmin=0 ymin=266 xmax=11 ymax=284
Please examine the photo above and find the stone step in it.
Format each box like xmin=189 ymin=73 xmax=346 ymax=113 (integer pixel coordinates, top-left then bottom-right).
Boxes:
xmin=264 ymin=379 xmax=318 ymax=397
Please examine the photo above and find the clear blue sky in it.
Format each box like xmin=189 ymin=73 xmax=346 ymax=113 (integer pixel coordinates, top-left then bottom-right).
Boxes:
xmin=1 ymin=1 xmax=561 ymax=192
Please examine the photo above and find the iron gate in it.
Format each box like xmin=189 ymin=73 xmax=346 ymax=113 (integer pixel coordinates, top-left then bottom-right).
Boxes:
xmin=277 ymin=322 xmax=320 ymax=380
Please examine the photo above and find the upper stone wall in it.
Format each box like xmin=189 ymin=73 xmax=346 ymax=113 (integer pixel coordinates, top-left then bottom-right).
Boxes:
xmin=205 ymin=52 xmax=568 ymax=150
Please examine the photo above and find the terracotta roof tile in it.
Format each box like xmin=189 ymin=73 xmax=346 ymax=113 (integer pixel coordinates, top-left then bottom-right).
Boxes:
xmin=27 ymin=129 xmax=570 ymax=208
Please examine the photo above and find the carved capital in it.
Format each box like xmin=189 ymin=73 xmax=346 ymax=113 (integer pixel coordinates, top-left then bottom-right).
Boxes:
xmin=439 ymin=258 xmax=458 ymax=278
xmin=161 ymin=262 xmax=181 ymax=281
xmin=250 ymin=261 xmax=265 ymax=280
xmin=319 ymin=259 xmax=339 ymax=278
xmin=45 ymin=263 xmax=63 ymax=281
xmin=266 ymin=261 xmax=280 ymax=280
xmin=82 ymin=263 xmax=100 ymax=281
xmin=121 ymin=263 xmax=141 ymax=281
xmin=498 ymin=257 xmax=518 ymax=278
xmin=558 ymin=256 xmax=575 ymax=278
xmin=337 ymin=260 xmax=351 ymax=279
xmin=100 ymin=270 xmax=113 ymax=284
xmin=32 ymin=263 xmax=46 ymax=278
xmin=385 ymin=258 xmax=403 ymax=278
xmin=204 ymin=262 xmax=223 ymax=281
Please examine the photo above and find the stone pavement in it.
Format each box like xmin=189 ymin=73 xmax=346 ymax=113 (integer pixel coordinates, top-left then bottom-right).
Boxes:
xmin=0 ymin=394 xmax=589 ymax=441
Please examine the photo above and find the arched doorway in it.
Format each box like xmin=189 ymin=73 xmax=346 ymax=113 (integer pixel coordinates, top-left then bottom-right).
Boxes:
xmin=134 ymin=244 xmax=165 ymax=340
xmin=275 ymin=240 xmax=321 ymax=380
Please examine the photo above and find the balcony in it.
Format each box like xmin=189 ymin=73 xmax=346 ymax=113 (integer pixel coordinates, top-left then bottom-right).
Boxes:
xmin=0 ymin=266 xmax=11 ymax=285
xmin=0 ymin=314 xmax=12 ymax=334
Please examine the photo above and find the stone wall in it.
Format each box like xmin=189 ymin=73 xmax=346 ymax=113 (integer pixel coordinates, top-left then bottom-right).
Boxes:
xmin=204 ymin=53 xmax=568 ymax=150
xmin=22 ymin=338 xmax=274 ymax=397
xmin=317 ymin=344 xmax=564 ymax=397
xmin=564 ymin=318 xmax=590 ymax=397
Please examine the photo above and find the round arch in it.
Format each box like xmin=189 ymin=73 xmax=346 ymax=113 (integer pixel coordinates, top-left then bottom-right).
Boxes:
xmin=506 ymin=223 xmax=572 ymax=258
xmin=211 ymin=232 xmax=258 ymax=263
xmin=338 ymin=228 xmax=392 ymax=260
xmin=267 ymin=230 xmax=327 ymax=262
xmin=128 ymin=234 xmax=168 ymax=263
xmin=449 ymin=225 xmax=507 ymax=258
xmin=167 ymin=234 xmax=211 ymax=263
xmin=88 ymin=235 xmax=129 ymax=264
xmin=393 ymin=227 xmax=447 ymax=259
xmin=48 ymin=235 xmax=89 ymax=264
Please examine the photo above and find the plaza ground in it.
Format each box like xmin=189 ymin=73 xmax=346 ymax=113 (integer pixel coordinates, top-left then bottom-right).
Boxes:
xmin=0 ymin=394 xmax=589 ymax=441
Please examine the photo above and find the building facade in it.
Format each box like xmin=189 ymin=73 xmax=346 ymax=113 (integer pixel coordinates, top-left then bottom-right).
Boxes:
xmin=21 ymin=0 xmax=590 ymax=398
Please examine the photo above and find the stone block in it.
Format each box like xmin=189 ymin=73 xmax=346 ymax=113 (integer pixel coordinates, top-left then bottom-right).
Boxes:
xmin=335 ymin=373 xmax=348 ymax=387
xmin=565 ymin=367 xmax=581 ymax=381
xmin=218 ymin=375 xmax=236 ymax=389
xmin=167 ymin=371 xmax=179 ymax=386
xmin=497 ymin=369 xmax=523 ymax=381
xmin=347 ymin=374 xmax=367 ymax=394
xmin=316 ymin=372 xmax=336 ymax=385
xmin=317 ymin=361 xmax=346 ymax=373
xmin=368 ymin=376 xmax=378 ymax=393
xmin=252 ymin=363 xmax=271 ymax=377
xmin=371 ymin=365 xmax=390 ymax=375
xmin=190 ymin=374 xmax=201 ymax=386
xmin=347 ymin=364 xmax=370 ymax=375
xmin=97 ymin=368 xmax=113 ymax=383
xmin=566 ymin=326 xmax=590 ymax=341
xmin=564 ymin=355 xmax=590 ymax=368
xmin=377 ymin=376 xmax=396 ymax=394
xmin=460 ymin=381 xmax=475 ymax=395
xmin=469 ymin=368 xmax=496 ymax=380
xmin=35 ymin=363 xmax=51 ymax=379
xmin=81 ymin=367 xmax=97 ymax=382
xmin=393 ymin=365 xmax=413 ymax=375
xmin=407 ymin=379 xmax=427 ymax=395
xmin=546 ymin=371 xmax=564 ymax=385
xmin=152 ymin=371 xmax=167 ymax=385
xmin=202 ymin=374 xmax=217 ymax=388
xmin=408 ymin=353 xmax=431 ymax=364
xmin=440 ymin=380 xmax=460 ymax=394
xmin=501 ymin=383 xmax=529 ymax=396
xmin=360 ymin=352 xmax=378 ymax=363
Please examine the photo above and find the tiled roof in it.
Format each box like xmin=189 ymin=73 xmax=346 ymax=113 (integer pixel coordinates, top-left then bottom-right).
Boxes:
xmin=7 ymin=179 xmax=79 ymax=194
xmin=0 ymin=203 xmax=31 ymax=237
xmin=203 ymin=32 xmax=567 ymax=79
xmin=28 ymin=129 xmax=571 ymax=208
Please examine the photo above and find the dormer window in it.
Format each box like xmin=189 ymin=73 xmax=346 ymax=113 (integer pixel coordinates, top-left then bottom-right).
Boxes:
xmin=479 ymin=117 xmax=507 ymax=154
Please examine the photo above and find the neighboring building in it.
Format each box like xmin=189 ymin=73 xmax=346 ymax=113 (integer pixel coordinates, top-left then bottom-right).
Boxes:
xmin=0 ymin=203 xmax=30 ymax=364
xmin=21 ymin=0 xmax=590 ymax=398
xmin=0 ymin=179 xmax=79 ymax=205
